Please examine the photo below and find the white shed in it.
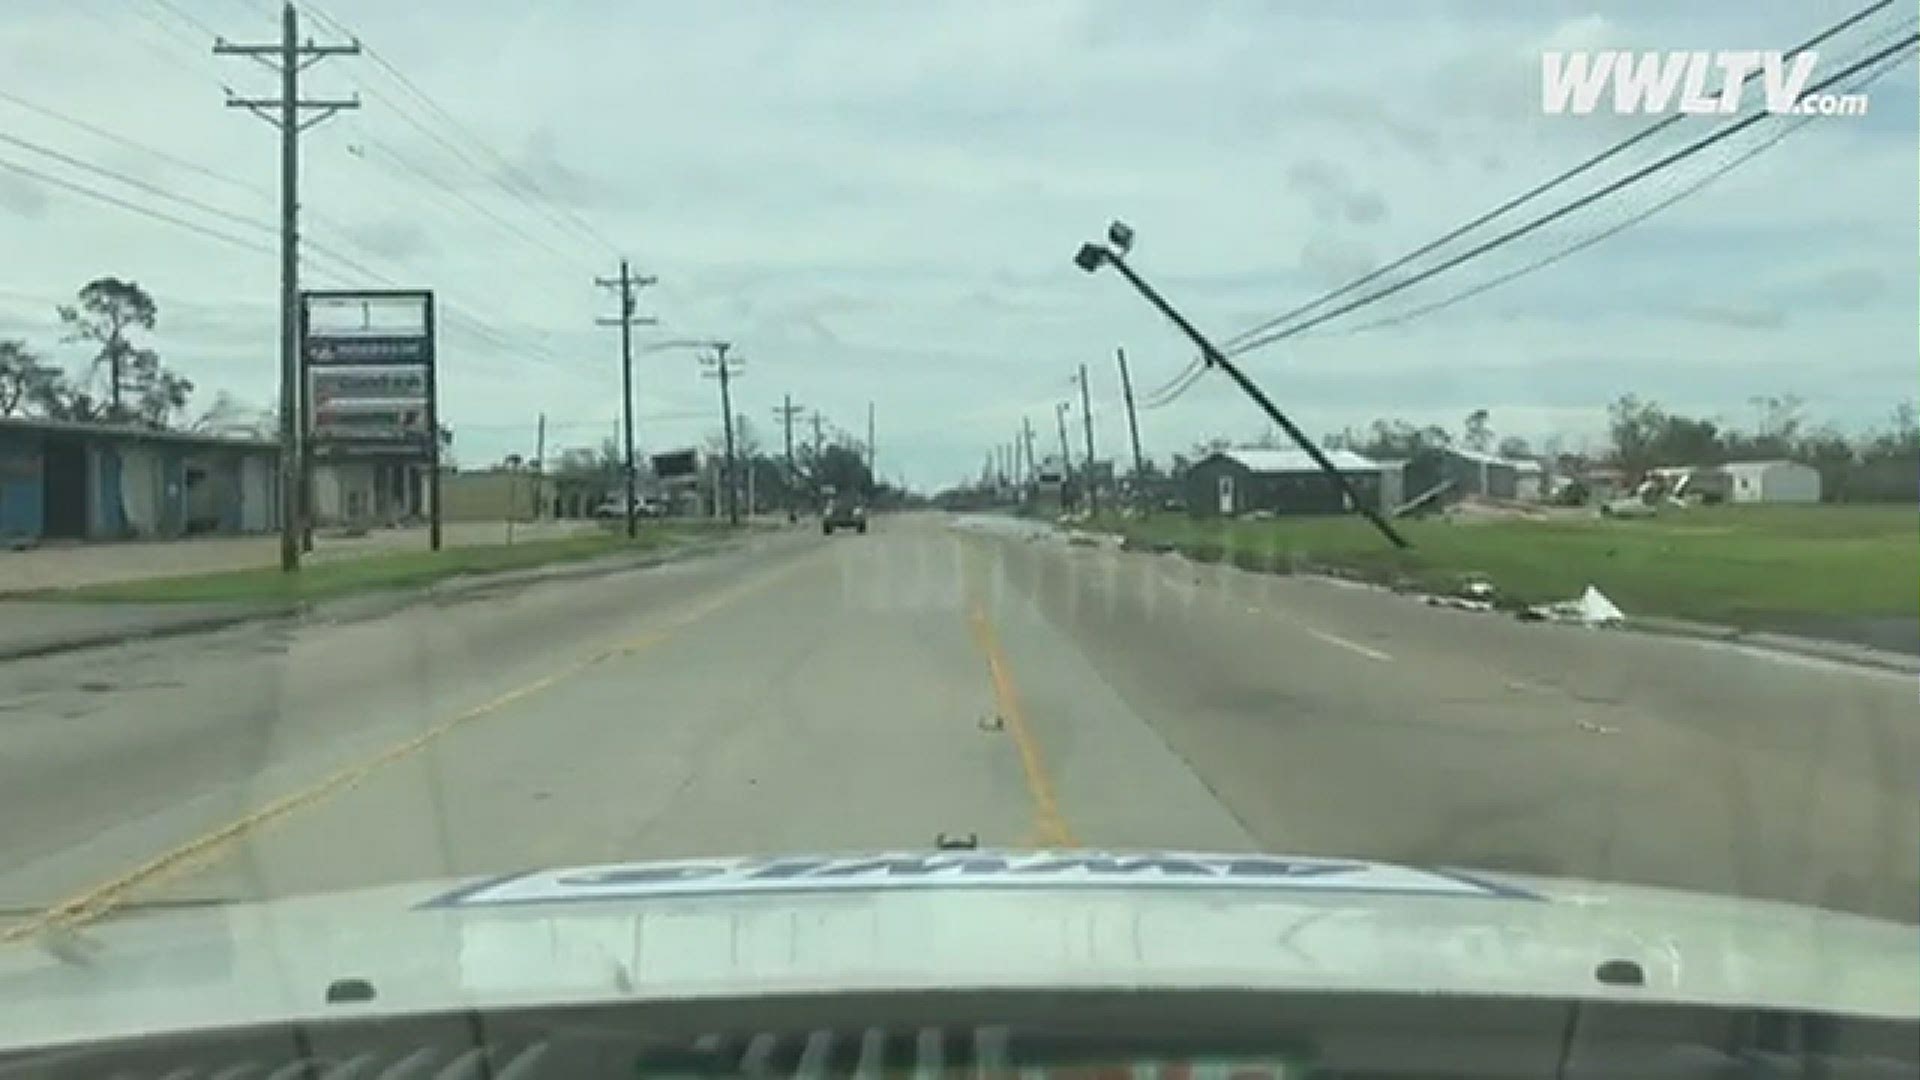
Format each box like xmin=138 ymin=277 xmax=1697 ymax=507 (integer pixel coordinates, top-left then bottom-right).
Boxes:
xmin=1719 ymin=460 xmax=1820 ymax=504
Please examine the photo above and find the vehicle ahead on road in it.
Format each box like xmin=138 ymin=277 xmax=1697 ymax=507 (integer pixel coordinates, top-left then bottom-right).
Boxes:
xmin=3 ymin=851 xmax=1913 ymax=1077
xmin=822 ymin=496 xmax=867 ymax=534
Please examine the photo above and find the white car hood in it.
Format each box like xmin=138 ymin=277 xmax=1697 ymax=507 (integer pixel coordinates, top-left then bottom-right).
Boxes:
xmin=1 ymin=851 xmax=1913 ymax=1051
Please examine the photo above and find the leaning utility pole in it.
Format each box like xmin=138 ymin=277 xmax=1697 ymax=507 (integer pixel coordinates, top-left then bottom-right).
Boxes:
xmin=1116 ymin=347 xmax=1145 ymax=498
xmin=215 ymin=3 xmax=359 ymax=572
xmin=1077 ymin=364 xmax=1098 ymax=516
xmin=595 ymin=259 xmax=657 ymax=538
xmin=700 ymin=343 xmax=743 ymax=526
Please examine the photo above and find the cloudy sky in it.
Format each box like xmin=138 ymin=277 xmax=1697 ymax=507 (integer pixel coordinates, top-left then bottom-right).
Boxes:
xmin=1 ymin=0 xmax=1913 ymax=487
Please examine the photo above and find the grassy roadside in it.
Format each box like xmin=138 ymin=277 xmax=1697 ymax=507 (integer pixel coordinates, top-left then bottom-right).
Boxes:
xmin=38 ymin=523 xmax=733 ymax=604
xmin=1089 ymin=505 xmax=1917 ymax=626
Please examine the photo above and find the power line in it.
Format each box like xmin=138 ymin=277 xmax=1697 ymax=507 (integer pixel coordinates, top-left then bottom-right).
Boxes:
xmin=1125 ymin=0 xmax=1902 ymax=409
xmin=1227 ymin=29 xmax=1918 ymax=360
xmin=147 ymin=0 xmax=224 ymax=40
xmin=347 ymin=135 xmax=592 ymax=275
xmin=1334 ymin=28 xmax=1919 ymax=339
xmin=0 ymin=88 xmax=269 ymax=203
xmin=0 ymin=155 xmax=279 ymax=260
xmin=1220 ymin=0 xmax=1894 ymax=357
xmin=0 ymin=132 xmax=275 ymax=240
xmin=295 ymin=0 xmax=621 ymax=259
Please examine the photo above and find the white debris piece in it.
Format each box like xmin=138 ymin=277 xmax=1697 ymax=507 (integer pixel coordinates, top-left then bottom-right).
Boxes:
xmin=1526 ymin=585 xmax=1625 ymax=627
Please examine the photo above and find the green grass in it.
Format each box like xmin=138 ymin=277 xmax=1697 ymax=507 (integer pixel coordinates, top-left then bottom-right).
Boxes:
xmin=1097 ymin=504 xmax=1918 ymax=625
xmin=43 ymin=523 xmax=730 ymax=604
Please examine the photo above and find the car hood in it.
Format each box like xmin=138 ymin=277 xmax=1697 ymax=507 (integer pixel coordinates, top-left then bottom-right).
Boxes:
xmin=1 ymin=850 xmax=1913 ymax=1050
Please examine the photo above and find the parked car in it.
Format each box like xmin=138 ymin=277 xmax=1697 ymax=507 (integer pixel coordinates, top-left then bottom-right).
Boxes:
xmin=593 ymin=497 xmax=666 ymax=520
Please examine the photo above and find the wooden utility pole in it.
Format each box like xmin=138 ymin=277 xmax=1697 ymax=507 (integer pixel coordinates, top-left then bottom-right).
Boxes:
xmin=533 ymin=411 xmax=546 ymax=520
xmin=700 ymin=343 xmax=743 ymax=525
xmin=215 ymin=3 xmax=358 ymax=571
xmin=595 ymin=259 xmax=657 ymax=537
xmin=1077 ymin=364 xmax=1098 ymax=516
xmin=773 ymin=395 xmax=803 ymax=516
xmin=1116 ymin=347 xmax=1145 ymax=499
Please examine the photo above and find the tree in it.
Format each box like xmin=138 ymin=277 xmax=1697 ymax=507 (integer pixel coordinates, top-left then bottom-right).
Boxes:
xmin=0 ymin=340 xmax=61 ymax=418
xmin=54 ymin=277 xmax=194 ymax=427
xmin=1462 ymin=408 xmax=1493 ymax=452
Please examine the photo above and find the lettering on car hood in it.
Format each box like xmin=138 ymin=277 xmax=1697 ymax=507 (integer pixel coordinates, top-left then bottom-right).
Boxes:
xmin=422 ymin=851 xmax=1536 ymax=909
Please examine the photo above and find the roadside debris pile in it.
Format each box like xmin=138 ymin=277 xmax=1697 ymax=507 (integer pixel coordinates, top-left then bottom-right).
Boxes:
xmin=1424 ymin=574 xmax=1497 ymax=612
xmin=1424 ymin=574 xmax=1626 ymax=628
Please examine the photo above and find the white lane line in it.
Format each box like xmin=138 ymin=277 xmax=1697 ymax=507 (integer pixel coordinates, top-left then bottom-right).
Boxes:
xmin=1299 ymin=625 xmax=1394 ymax=662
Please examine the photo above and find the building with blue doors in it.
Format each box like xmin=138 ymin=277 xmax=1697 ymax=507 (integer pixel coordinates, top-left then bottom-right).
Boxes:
xmin=0 ymin=417 xmax=280 ymax=543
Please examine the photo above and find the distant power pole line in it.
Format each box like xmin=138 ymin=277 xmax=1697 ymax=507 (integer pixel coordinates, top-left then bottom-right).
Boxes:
xmin=595 ymin=259 xmax=658 ymax=538
xmin=1076 ymin=363 xmax=1098 ymax=517
xmin=214 ymin=2 xmax=359 ymax=572
xmin=700 ymin=343 xmax=744 ymax=526
xmin=1116 ymin=347 xmax=1145 ymax=493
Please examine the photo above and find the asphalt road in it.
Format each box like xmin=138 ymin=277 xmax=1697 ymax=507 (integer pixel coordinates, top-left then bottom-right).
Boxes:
xmin=1 ymin=512 xmax=1913 ymax=933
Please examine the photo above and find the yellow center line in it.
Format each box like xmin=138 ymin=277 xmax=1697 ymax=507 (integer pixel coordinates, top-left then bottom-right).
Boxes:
xmin=967 ymin=602 xmax=1077 ymax=848
xmin=2 ymin=545 xmax=823 ymax=944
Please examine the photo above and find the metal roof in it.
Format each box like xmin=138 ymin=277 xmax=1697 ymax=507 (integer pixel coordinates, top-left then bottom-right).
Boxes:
xmin=1719 ymin=459 xmax=1810 ymax=475
xmin=1214 ymin=448 xmax=1390 ymax=473
xmin=0 ymin=415 xmax=277 ymax=452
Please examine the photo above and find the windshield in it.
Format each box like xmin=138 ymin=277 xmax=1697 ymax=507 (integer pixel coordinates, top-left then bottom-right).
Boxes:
xmin=0 ymin=0 xmax=1915 ymax=1054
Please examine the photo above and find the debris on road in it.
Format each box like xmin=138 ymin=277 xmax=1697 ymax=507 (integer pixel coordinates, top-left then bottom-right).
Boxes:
xmin=1521 ymin=585 xmax=1626 ymax=627
xmin=1425 ymin=594 xmax=1495 ymax=613
xmin=1576 ymin=718 xmax=1620 ymax=736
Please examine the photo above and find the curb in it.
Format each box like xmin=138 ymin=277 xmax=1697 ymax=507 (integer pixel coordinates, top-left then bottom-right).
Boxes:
xmin=0 ymin=606 xmax=300 ymax=663
xmin=1626 ymin=615 xmax=1920 ymax=676
xmin=0 ymin=535 xmax=745 ymax=664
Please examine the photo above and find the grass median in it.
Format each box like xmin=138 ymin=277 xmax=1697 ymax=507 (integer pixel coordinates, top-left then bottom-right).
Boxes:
xmin=46 ymin=524 xmax=732 ymax=604
xmin=1093 ymin=504 xmax=1917 ymax=627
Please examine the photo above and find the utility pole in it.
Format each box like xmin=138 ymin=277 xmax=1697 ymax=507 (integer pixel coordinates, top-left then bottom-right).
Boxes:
xmin=700 ymin=343 xmax=744 ymax=526
xmin=215 ymin=3 xmax=359 ymax=572
xmin=533 ymin=412 xmax=546 ymax=521
xmin=866 ymin=401 xmax=876 ymax=488
xmin=595 ymin=259 xmax=658 ymax=538
xmin=1023 ymin=417 xmax=1037 ymax=485
xmin=773 ymin=395 xmax=802 ymax=517
xmin=1055 ymin=402 xmax=1074 ymax=509
xmin=1116 ymin=347 xmax=1145 ymax=504
xmin=1076 ymin=364 xmax=1099 ymax=517
xmin=810 ymin=410 xmax=825 ymax=481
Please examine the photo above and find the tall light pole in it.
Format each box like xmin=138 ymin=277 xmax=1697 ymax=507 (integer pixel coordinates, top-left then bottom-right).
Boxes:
xmin=1072 ymin=221 xmax=1409 ymax=549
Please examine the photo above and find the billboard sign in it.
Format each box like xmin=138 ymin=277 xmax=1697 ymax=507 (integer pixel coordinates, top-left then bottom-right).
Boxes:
xmin=651 ymin=448 xmax=699 ymax=480
xmin=300 ymin=290 xmax=435 ymax=460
